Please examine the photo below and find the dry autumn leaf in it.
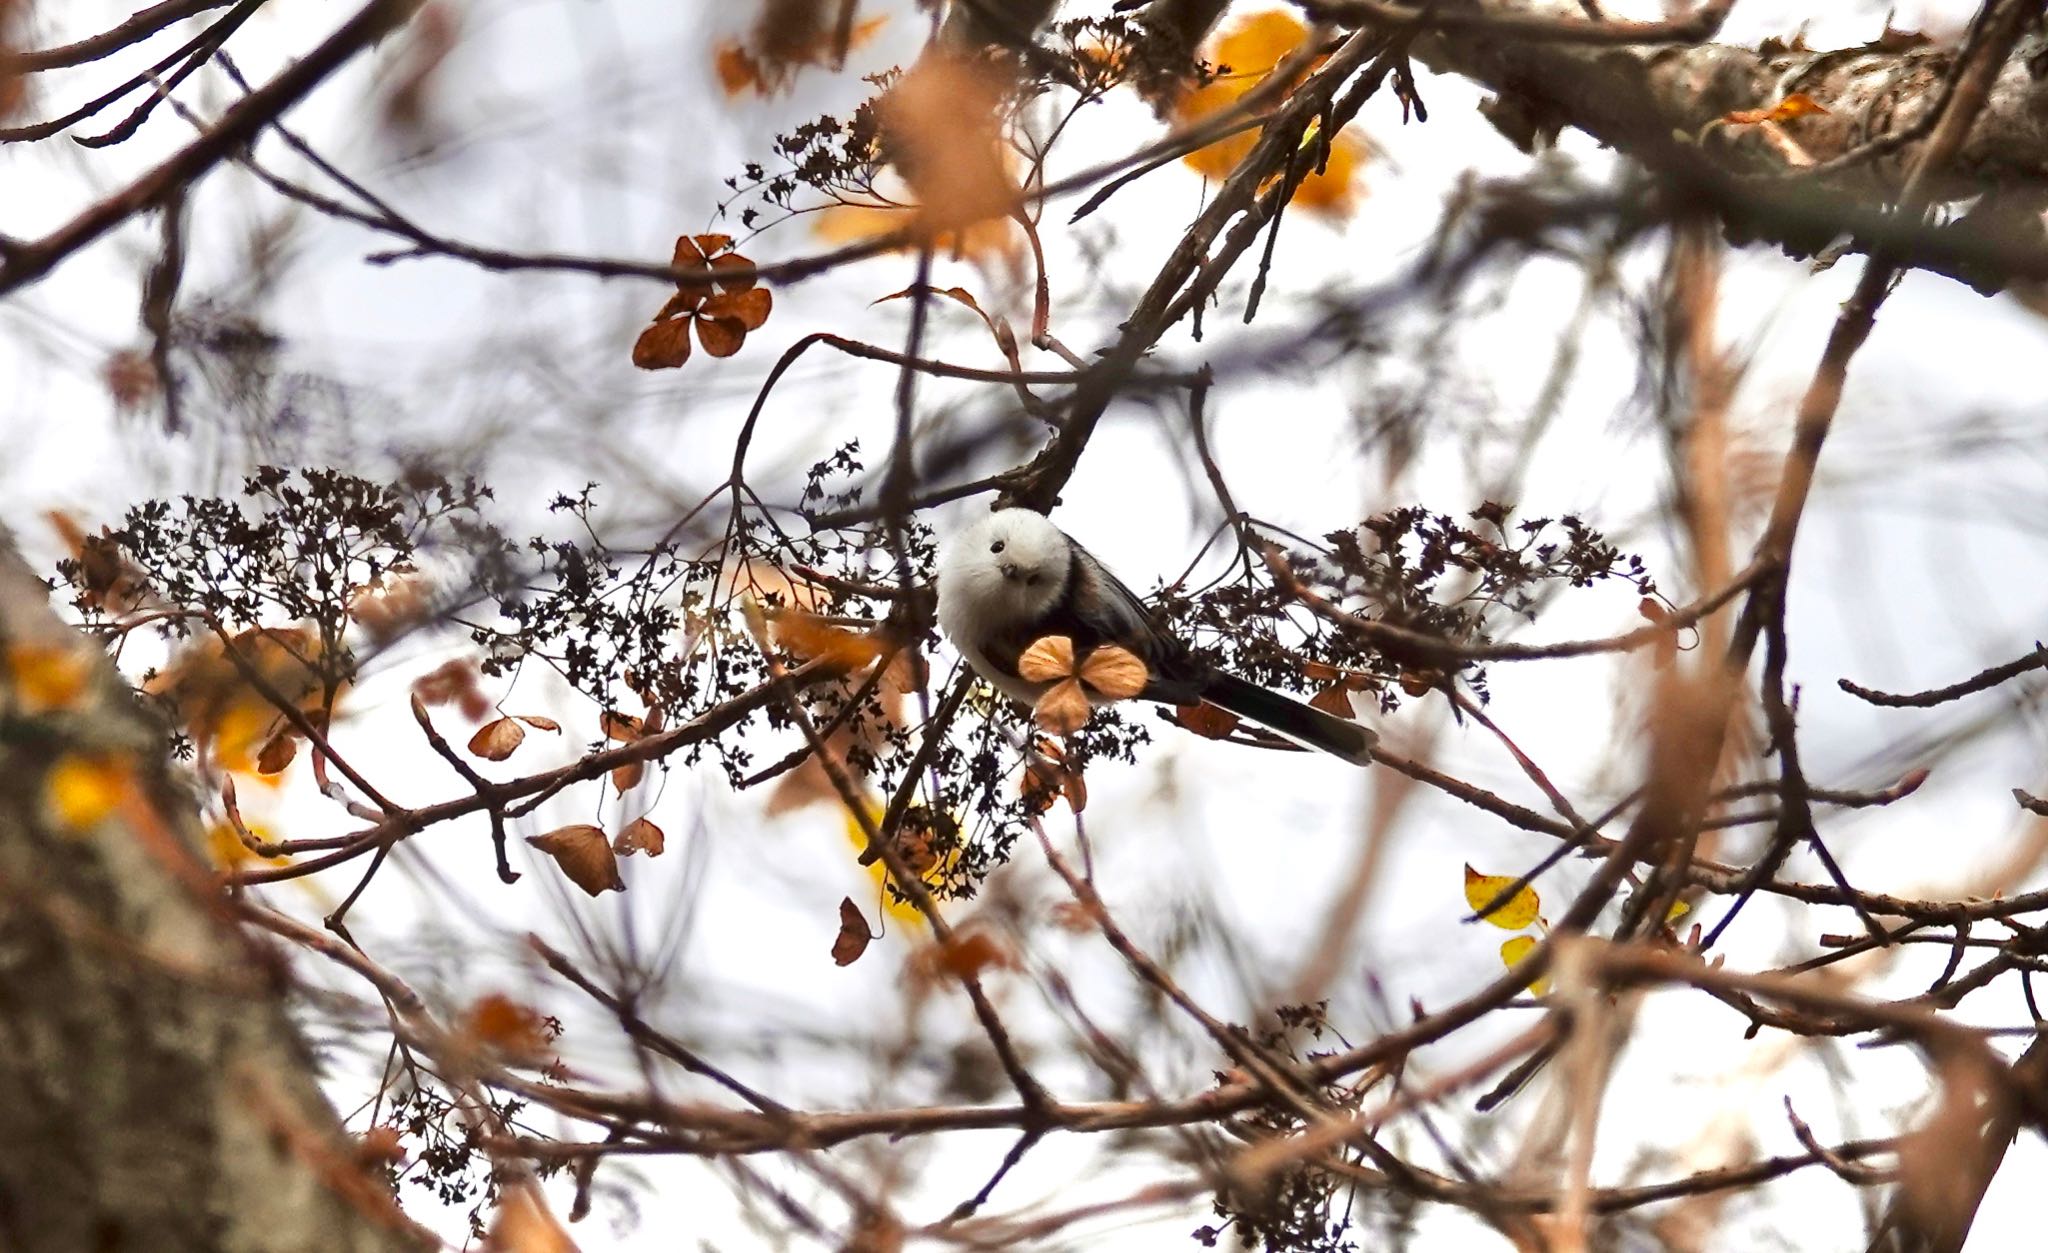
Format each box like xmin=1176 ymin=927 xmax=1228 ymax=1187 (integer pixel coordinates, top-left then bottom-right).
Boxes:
xmin=468 ymin=716 xmax=526 ymax=761
xmin=831 ymin=896 xmax=873 ymax=966
xmin=713 ymin=3 xmax=889 ymax=97
xmin=611 ymin=760 xmax=646 ymax=792
xmin=612 ymin=817 xmax=666 ymax=857
xmin=878 ymin=52 xmax=1016 ymax=231
xmin=916 ymin=930 xmax=1012 ymax=983
xmin=633 ymin=235 xmax=773 ymax=370
xmin=1032 ymin=682 xmax=1092 ymax=735
xmin=526 ymin=824 xmax=625 ymax=896
xmin=601 ymin=711 xmax=644 ymax=741
xmin=1016 ymin=635 xmax=1076 ymax=683
xmin=516 ymin=714 xmax=562 ymax=732
xmin=413 ymin=656 xmax=491 ymax=721
xmin=1464 ymin=865 xmax=1542 ymax=930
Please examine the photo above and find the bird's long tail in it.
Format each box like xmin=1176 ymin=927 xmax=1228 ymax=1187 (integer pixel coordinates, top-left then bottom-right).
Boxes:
xmin=1199 ymin=672 xmax=1377 ymax=767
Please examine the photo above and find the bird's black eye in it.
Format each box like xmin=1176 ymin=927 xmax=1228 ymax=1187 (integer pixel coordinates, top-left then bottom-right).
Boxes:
xmin=989 ymin=540 xmax=1005 ymax=554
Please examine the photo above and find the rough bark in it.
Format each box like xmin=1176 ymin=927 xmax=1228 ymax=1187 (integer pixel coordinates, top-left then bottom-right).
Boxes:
xmin=1394 ymin=0 xmax=2048 ymax=288
xmin=0 ymin=541 xmax=428 ymax=1253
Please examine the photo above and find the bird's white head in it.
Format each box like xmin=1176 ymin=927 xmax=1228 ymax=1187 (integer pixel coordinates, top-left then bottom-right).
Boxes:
xmin=937 ymin=509 xmax=1072 ymax=634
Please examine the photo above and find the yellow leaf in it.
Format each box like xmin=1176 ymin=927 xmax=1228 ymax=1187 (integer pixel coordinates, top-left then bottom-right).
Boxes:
xmin=1174 ymin=10 xmax=1367 ymax=219
xmin=1463 ymin=864 xmax=1541 ymax=930
xmin=5 ymin=643 xmax=93 ymax=714
xmin=44 ymin=754 xmax=129 ymax=832
xmin=1500 ymin=934 xmax=1550 ymax=996
xmin=1667 ymin=898 xmax=1691 ymax=923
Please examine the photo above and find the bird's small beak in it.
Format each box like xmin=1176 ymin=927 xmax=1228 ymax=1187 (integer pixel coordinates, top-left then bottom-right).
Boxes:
xmin=998 ymin=562 xmax=1021 ymax=581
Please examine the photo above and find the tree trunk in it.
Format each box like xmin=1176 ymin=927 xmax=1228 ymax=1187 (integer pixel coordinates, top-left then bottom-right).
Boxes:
xmin=0 ymin=541 xmax=428 ymax=1252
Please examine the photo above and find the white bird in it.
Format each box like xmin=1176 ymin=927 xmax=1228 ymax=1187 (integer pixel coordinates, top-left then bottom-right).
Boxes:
xmin=935 ymin=508 xmax=1376 ymax=765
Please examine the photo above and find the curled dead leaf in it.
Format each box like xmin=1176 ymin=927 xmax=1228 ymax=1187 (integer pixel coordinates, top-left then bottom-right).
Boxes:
xmin=516 ymin=714 xmax=561 ymax=732
xmin=526 ymin=824 xmax=625 ymax=896
xmin=601 ymin=711 xmax=644 ymax=741
xmin=1309 ymin=685 xmax=1354 ymax=719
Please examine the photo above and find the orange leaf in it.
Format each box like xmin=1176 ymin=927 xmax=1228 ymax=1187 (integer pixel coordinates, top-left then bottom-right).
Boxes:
xmin=1722 ymin=92 xmax=1831 ymax=126
xmin=527 ymin=824 xmax=625 ymax=896
xmin=601 ymin=711 xmax=644 ymax=741
xmin=1175 ymin=702 xmax=1240 ymax=739
xmin=877 ymin=53 xmax=1016 ymax=229
xmin=927 ymin=930 xmax=1011 ymax=980
xmin=695 ymin=317 xmax=746 ymax=358
xmin=516 ymin=714 xmax=561 ymax=732
xmin=611 ymin=759 xmax=646 ymax=792
xmin=773 ymin=611 xmax=886 ymax=671
xmin=613 ymin=817 xmax=666 ymax=857
xmin=631 ymin=319 xmax=692 ymax=370
xmin=467 ymin=716 xmax=526 ymax=761
xmin=832 ymin=896 xmax=873 ymax=966
xmin=466 ymin=992 xmax=549 ymax=1054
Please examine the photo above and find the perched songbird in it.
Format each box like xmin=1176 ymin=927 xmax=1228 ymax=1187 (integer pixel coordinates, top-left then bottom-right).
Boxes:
xmin=935 ymin=508 xmax=1376 ymax=765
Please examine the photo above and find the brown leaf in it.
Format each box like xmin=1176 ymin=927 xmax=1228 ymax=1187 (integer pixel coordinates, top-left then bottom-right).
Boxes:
xmin=601 ymin=711 xmax=644 ymax=741
xmin=255 ymin=731 xmax=298 ymax=775
xmin=526 ymin=824 xmax=625 ymax=896
xmin=613 ymin=817 xmax=666 ymax=857
xmin=1033 ymin=679 xmax=1092 ymax=735
xmin=467 ymin=716 xmax=526 ymax=761
xmin=695 ymin=317 xmax=747 ymax=358
xmin=831 ymin=896 xmax=873 ymax=966
xmin=1016 ymin=635 xmax=1076 ymax=684
xmin=706 ymin=284 xmax=773 ymax=330
xmin=631 ymin=318 xmax=692 ymax=370
xmin=611 ymin=759 xmax=646 ymax=792
xmin=516 ymin=714 xmax=562 ymax=732
xmin=1309 ymin=685 xmax=1353 ymax=718
xmin=1078 ymin=644 xmax=1148 ymax=700
xmin=1175 ymin=702 xmax=1240 ymax=739
xmin=710 ymin=251 xmax=757 ymax=293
